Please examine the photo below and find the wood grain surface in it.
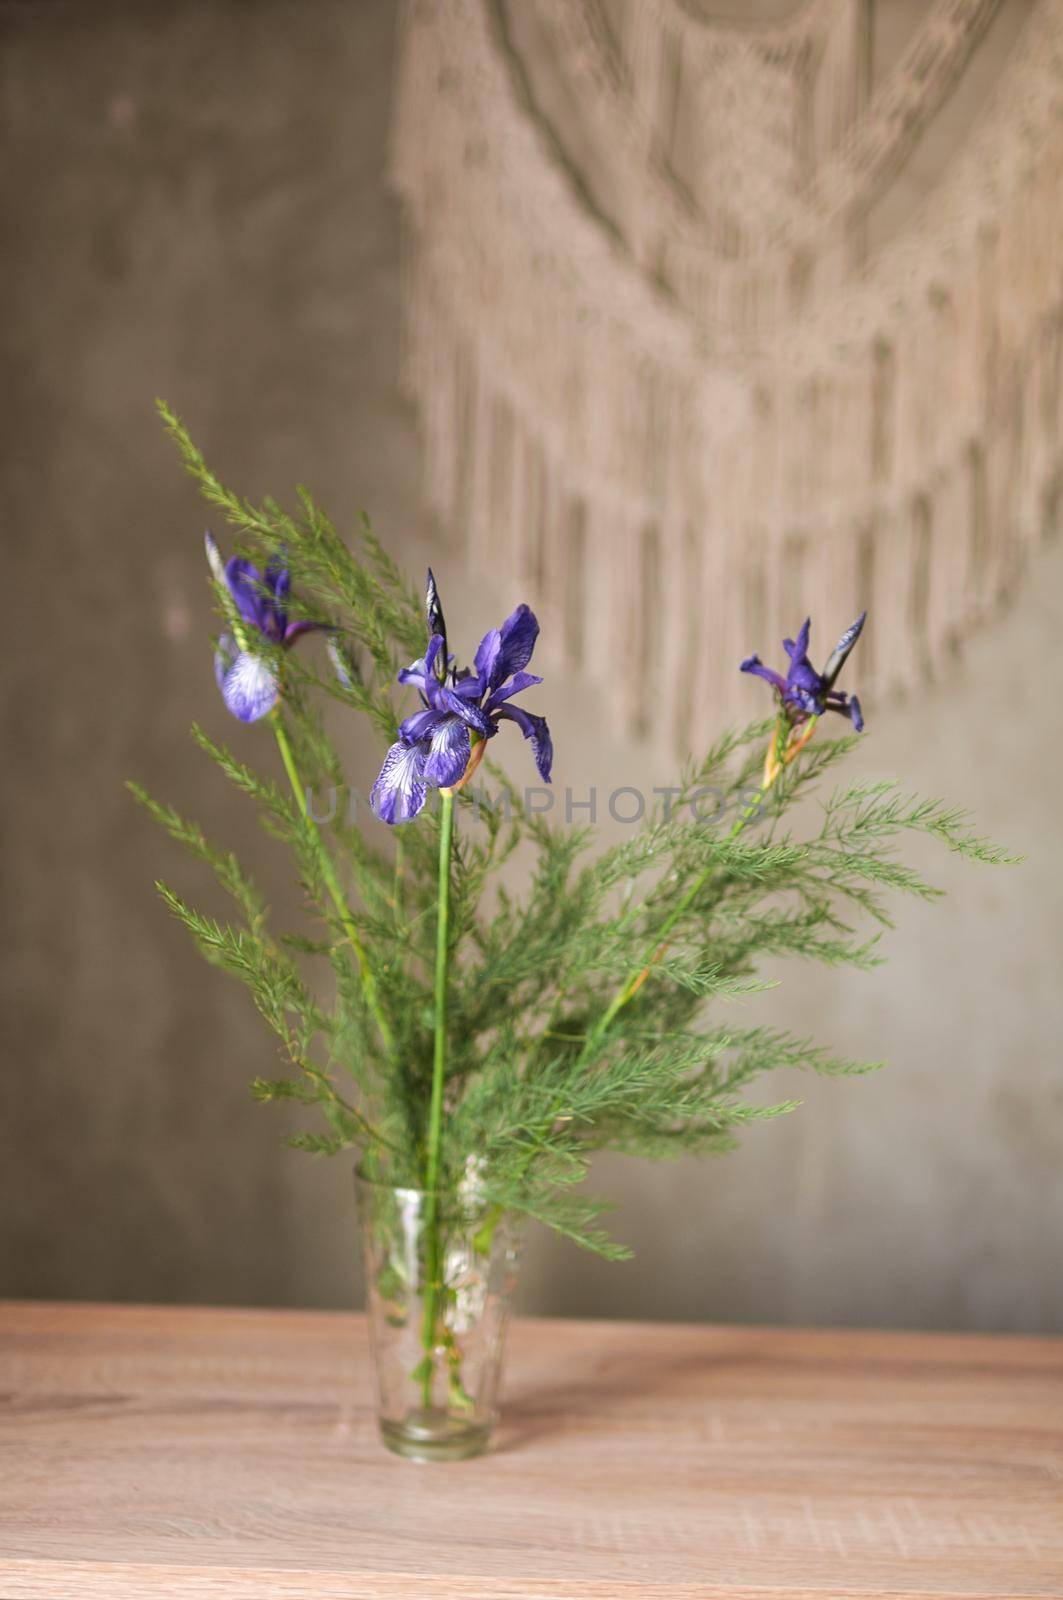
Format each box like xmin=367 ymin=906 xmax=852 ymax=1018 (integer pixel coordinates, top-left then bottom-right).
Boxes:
xmin=0 ymin=1302 xmax=1060 ymax=1598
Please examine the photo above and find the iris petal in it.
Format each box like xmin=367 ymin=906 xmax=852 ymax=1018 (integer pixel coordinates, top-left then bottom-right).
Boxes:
xmin=423 ymin=717 xmax=471 ymax=787
xmin=787 ymin=659 xmax=823 ymax=695
xmin=439 ymin=686 xmax=492 ymax=737
xmin=786 ymin=686 xmax=822 ymax=717
xmin=497 ymin=704 xmax=552 ymax=781
xmin=424 ymin=634 xmax=446 ymax=684
xmin=740 ymin=656 xmax=786 ymax=693
xmin=263 ymin=562 xmax=290 ymax=640
xmin=425 ymin=568 xmax=447 ymax=659
xmin=265 ymin=559 xmax=290 ymax=599
xmin=474 ymin=628 xmax=502 ymax=689
xmin=282 ymin=618 xmax=327 ymax=647
xmin=451 ymin=674 xmax=487 ymax=700
xmin=783 ymin=618 xmax=812 ymax=663
xmin=371 ymin=740 xmax=428 ymax=825
xmin=221 ymin=651 xmax=280 ymax=722
xmin=825 ymin=691 xmax=865 ymax=732
xmin=822 ymin=611 xmax=867 ymax=688
xmin=398 ymin=657 xmax=430 ymax=694
xmin=225 ymin=558 xmax=270 ymax=634
xmin=496 ymin=604 xmax=539 ymax=684
xmin=485 ymin=670 xmax=543 ymax=712
xmin=400 ymin=707 xmax=446 ymax=743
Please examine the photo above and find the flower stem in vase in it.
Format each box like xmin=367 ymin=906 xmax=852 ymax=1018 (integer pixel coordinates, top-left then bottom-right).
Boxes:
xmin=419 ymin=789 xmax=455 ymax=1407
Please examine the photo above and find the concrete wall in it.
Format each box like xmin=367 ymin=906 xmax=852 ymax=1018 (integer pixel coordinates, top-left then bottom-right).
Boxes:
xmin=2 ymin=0 xmax=1060 ymax=1331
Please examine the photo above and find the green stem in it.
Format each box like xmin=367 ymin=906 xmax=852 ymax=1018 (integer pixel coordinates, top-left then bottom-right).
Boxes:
xmin=271 ymin=713 xmax=395 ymax=1060
xmin=420 ymin=790 xmax=455 ymax=1407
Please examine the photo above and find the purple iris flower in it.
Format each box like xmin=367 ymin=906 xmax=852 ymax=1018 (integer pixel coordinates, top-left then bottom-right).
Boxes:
xmin=206 ymin=532 xmax=325 ymax=723
xmin=741 ymin=612 xmax=866 ymax=731
xmin=370 ymin=570 xmax=552 ymax=825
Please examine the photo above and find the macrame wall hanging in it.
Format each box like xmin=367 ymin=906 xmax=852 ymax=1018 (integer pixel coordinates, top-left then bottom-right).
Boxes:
xmin=390 ymin=0 xmax=1063 ymax=749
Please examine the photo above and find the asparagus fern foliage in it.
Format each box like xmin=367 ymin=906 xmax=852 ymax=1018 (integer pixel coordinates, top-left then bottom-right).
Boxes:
xmin=133 ymin=402 xmax=1015 ymax=1264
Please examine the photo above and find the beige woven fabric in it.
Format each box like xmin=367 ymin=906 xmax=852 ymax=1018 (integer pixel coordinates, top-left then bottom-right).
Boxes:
xmin=391 ymin=0 xmax=1063 ymax=746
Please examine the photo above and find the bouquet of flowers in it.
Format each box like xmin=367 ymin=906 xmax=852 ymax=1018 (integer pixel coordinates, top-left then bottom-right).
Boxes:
xmin=133 ymin=403 xmax=1011 ymax=1459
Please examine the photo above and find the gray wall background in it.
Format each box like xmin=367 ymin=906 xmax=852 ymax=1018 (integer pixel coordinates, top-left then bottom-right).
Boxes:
xmin=2 ymin=0 xmax=1060 ymax=1332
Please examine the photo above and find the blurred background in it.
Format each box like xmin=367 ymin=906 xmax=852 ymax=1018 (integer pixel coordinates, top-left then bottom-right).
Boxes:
xmin=2 ymin=0 xmax=1061 ymax=1333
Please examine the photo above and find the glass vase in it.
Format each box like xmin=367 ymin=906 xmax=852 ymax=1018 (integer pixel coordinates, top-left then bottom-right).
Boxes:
xmin=354 ymin=1170 xmax=521 ymax=1461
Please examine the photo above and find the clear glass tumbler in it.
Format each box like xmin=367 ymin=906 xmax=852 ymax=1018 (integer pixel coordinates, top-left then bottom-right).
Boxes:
xmin=355 ymin=1170 xmax=520 ymax=1461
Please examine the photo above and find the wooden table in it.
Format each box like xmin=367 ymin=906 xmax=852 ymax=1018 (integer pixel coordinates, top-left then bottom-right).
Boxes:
xmin=1 ymin=1303 xmax=1060 ymax=1598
